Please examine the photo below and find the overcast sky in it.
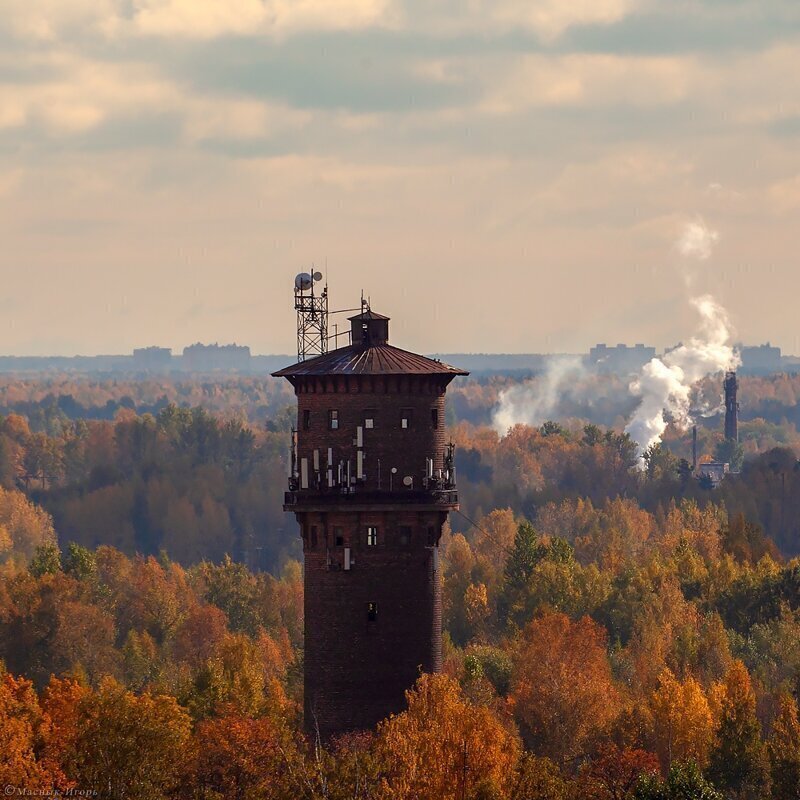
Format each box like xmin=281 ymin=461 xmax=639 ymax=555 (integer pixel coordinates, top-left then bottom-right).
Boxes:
xmin=1 ymin=0 xmax=799 ymax=356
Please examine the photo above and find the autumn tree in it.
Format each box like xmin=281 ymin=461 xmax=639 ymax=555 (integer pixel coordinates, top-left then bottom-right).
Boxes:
xmin=648 ymin=668 xmax=714 ymax=771
xmin=0 ymin=672 xmax=59 ymax=787
xmin=768 ymin=693 xmax=800 ymax=800
xmin=583 ymin=744 xmax=660 ymax=800
xmin=511 ymin=611 xmax=620 ymax=766
xmin=64 ymin=677 xmax=193 ymax=800
xmin=0 ymin=487 xmax=57 ymax=564
xmin=375 ymin=673 xmax=520 ymax=800
xmin=707 ymin=661 xmax=771 ymax=799
xmin=188 ymin=711 xmax=300 ymax=799
xmin=511 ymin=754 xmax=574 ymax=800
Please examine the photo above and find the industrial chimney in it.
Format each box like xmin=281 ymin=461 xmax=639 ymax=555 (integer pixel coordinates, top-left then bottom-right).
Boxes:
xmin=724 ymin=371 xmax=739 ymax=442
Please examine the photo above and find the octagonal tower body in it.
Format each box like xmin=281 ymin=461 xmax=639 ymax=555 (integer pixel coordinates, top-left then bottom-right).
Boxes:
xmin=273 ymin=310 xmax=468 ymax=739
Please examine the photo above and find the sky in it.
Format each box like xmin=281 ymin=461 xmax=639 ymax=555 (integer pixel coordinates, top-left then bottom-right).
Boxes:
xmin=1 ymin=0 xmax=800 ymax=357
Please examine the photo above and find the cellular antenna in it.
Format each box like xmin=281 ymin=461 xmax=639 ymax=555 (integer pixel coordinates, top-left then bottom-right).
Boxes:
xmin=294 ymin=269 xmax=328 ymax=362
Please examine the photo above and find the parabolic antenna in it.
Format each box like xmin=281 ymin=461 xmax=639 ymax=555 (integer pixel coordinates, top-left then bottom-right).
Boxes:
xmin=402 ymin=476 xmax=413 ymax=487
xmin=313 ymin=270 xmax=323 ymax=282
xmin=295 ymin=272 xmax=313 ymax=290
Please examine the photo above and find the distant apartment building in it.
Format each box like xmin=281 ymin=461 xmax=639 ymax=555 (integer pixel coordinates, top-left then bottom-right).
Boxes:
xmin=738 ymin=343 xmax=782 ymax=375
xmin=132 ymin=346 xmax=172 ymax=369
xmin=181 ymin=343 xmax=251 ymax=371
xmin=587 ymin=343 xmax=656 ymax=374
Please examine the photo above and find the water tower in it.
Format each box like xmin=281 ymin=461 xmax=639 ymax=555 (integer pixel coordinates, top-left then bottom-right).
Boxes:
xmin=273 ymin=274 xmax=468 ymax=739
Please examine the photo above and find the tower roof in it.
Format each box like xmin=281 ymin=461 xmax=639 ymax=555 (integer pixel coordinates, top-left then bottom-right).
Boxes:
xmin=271 ymin=343 xmax=468 ymax=378
xmin=273 ymin=304 xmax=468 ymax=378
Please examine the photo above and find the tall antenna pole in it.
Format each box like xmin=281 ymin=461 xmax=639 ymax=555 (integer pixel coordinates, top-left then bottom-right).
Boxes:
xmin=294 ymin=269 xmax=328 ymax=362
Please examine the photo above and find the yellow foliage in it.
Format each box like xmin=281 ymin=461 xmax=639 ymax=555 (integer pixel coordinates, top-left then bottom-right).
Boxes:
xmin=649 ymin=668 xmax=714 ymax=770
xmin=0 ymin=487 xmax=56 ymax=562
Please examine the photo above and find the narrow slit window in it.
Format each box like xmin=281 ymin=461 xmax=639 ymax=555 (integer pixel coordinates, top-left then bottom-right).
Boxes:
xmin=399 ymin=526 xmax=412 ymax=546
xmin=334 ymin=527 xmax=344 ymax=547
xmin=367 ymin=602 xmax=378 ymax=622
xmin=328 ymin=409 xmax=339 ymax=430
xmin=431 ymin=408 xmax=439 ymax=429
xmin=302 ymin=409 xmax=311 ymax=430
xmin=401 ymin=408 xmax=412 ymax=429
xmin=310 ymin=526 xmax=318 ymax=548
xmin=366 ymin=526 xmax=378 ymax=546
xmin=364 ymin=409 xmax=376 ymax=429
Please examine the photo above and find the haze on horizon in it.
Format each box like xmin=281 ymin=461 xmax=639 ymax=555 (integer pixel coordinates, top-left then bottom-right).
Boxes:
xmin=1 ymin=1 xmax=799 ymax=358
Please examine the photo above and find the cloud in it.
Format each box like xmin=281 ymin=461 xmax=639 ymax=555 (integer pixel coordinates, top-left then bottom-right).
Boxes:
xmin=479 ymin=52 xmax=697 ymax=114
xmin=676 ymin=218 xmax=719 ymax=261
xmin=488 ymin=0 xmax=636 ymax=41
xmin=118 ymin=0 xmax=394 ymax=40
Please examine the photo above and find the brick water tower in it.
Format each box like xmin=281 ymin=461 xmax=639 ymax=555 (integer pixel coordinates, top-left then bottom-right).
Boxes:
xmin=273 ymin=273 xmax=468 ymax=739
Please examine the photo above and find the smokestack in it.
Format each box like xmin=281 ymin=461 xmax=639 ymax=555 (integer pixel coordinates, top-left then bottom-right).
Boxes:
xmin=692 ymin=425 xmax=697 ymax=472
xmin=724 ymin=371 xmax=738 ymax=441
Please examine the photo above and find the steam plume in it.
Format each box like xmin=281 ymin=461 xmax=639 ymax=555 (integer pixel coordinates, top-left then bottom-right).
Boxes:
xmin=677 ymin=218 xmax=719 ymax=261
xmin=625 ymin=295 xmax=739 ymax=457
xmin=492 ymin=356 xmax=585 ymax=433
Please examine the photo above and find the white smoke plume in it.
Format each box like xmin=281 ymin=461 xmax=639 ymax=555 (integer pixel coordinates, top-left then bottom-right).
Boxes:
xmin=625 ymin=295 xmax=740 ymax=457
xmin=492 ymin=356 xmax=586 ymax=433
xmin=677 ymin=218 xmax=719 ymax=261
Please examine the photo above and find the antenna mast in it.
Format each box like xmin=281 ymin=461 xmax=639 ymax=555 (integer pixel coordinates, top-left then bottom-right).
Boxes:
xmin=294 ymin=270 xmax=328 ymax=362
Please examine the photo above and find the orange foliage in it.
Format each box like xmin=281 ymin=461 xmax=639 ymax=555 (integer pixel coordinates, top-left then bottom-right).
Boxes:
xmin=511 ymin=611 xmax=620 ymax=766
xmin=375 ymin=673 xmax=520 ymax=800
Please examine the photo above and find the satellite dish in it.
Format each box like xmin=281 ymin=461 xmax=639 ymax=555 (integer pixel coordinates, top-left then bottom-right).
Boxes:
xmin=313 ymin=270 xmax=323 ymax=282
xmin=294 ymin=272 xmax=313 ymax=291
xmin=391 ymin=467 xmax=398 ymax=474
xmin=402 ymin=476 xmax=413 ymax=487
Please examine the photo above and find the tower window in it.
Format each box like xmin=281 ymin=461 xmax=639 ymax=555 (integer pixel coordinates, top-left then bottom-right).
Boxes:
xmin=364 ymin=409 xmax=376 ymax=429
xmin=399 ymin=526 xmax=412 ymax=546
xmin=334 ymin=527 xmax=344 ymax=547
xmin=401 ymin=409 xmax=412 ymax=429
xmin=367 ymin=602 xmax=378 ymax=622
xmin=328 ymin=410 xmax=339 ymax=430
xmin=366 ymin=526 xmax=378 ymax=546
xmin=310 ymin=526 xmax=318 ymax=548
xmin=431 ymin=408 xmax=439 ymax=429
xmin=302 ymin=409 xmax=311 ymax=430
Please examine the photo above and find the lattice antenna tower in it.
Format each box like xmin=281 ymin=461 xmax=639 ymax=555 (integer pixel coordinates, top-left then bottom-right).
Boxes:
xmin=294 ymin=270 xmax=328 ymax=362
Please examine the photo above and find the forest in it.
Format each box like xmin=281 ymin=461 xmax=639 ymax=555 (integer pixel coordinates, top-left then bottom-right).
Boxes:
xmin=3 ymin=371 xmax=800 ymax=798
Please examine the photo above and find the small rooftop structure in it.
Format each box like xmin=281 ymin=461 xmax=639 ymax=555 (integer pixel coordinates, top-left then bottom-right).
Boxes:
xmin=272 ymin=310 xmax=468 ymax=379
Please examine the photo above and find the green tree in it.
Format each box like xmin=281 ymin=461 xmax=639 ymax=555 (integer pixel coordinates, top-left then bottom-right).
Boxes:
xmin=62 ymin=542 xmax=97 ymax=582
xmin=633 ymin=761 xmax=722 ymax=800
xmin=28 ymin=543 xmax=62 ymax=577
xmin=500 ymin=521 xmax=546 ymax=627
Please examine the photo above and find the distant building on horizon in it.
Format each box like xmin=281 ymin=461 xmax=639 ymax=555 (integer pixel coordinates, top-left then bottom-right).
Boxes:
xmin=588 ymin=343 xmax=656 ymax=374
xmin=181 ymin=342 xmax=251 ymax=371
xmin=738 ymin=343 xmax=782 ymax=375
xmin=132 ymin=346 xmax=172 ymax=369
